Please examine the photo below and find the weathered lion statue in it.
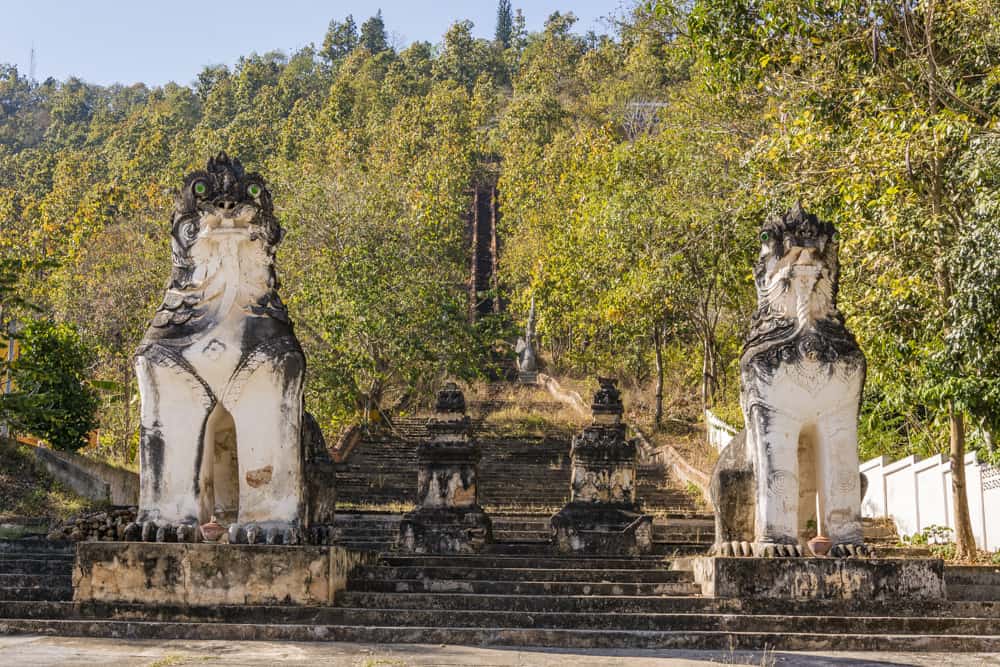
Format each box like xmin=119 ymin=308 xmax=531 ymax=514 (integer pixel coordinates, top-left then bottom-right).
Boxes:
xmin=711 ymin=203 xmax=869 ymax=558
xmin=125 ymin=153 xmax=335 ymax=545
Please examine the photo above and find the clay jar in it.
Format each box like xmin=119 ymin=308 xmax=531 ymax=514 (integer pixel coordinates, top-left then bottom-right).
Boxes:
xmin=200 ymin=519 xmax=226 ymax=543
xmin=808 ymin=535 xmax=833 ymax=557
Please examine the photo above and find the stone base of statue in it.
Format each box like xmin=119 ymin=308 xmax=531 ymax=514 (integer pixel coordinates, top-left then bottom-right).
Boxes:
xmin=73 ymin=541 xmax=376 ymax=606
xmin=398 ymin=440 xmax=492 ymax=553
xmin=517 ymin=370 xmax=538 ymax=385
xmin=691 ymin=556 xmax=946 ymax=601
xmin=397 ymin=384 xmax=492 ymax=554
xmin=398 ymin=505 xmax=492 ymax=554
xmin=551 ymin=502 xmax=652 ymax=555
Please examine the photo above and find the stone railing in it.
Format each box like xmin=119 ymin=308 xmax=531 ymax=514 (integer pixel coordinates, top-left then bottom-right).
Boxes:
xmin=633 ymin=426 xmax=711 ymax=503
xmin=861 ymin=452 xmax=1000 ymax=552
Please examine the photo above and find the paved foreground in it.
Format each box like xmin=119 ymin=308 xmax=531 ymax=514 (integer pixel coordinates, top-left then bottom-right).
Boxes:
xmin=1 ymin=636 xmax=998 ymax=667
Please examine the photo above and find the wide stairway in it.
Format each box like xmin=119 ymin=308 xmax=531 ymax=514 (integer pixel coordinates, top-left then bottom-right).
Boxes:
xmin=2 ymin=545 xmax=1000 ymax=650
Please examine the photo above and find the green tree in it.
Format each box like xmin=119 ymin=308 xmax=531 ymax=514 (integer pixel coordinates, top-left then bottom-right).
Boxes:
xmin=360 ymin=10 xmax=390 ymax=54
xmin=321 ymin=15 xmax=359 ymax=63
xmin=495 ymin=0 xmax=514 ymax=47
xmin=3 ymin=319 xmax=98 ymax=451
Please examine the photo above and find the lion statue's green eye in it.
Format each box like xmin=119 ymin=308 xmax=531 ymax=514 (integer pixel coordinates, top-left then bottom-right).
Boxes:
xmin=248 ymin=183 xmax=261 ymax=198
xmin=193 ymin=181 xmax=207 ymax=196
xmin=760 ymin=231 xmax=770 ymax=242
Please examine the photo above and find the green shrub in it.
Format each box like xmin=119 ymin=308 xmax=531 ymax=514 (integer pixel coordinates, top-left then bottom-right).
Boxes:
xmin=3 ymin=320 xmax=99 ymax=451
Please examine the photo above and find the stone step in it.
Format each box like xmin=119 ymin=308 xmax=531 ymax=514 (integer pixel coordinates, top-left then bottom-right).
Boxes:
xmin=0 ymin=573 xmax=72 ymax=588
xmin=490 ymin=521 xmax=550 ymax=531
xmin=2 ymin=618 xmax=1000 ymax=651
xmin=378 ymin=555 xmax=676 ymax=570
xmin=493 ymin=530 xmax=548 ymax=541
xmin=0 ymin=559 xmax=74 ymax=575
xmin=0 ymin=586 xmax=73 ymax=602
xmin=946 ymin=567 xmax=1000 ymax=601
xmin=0 ymin=540 xmax=73 ymax=555
xmin=0 ymin=552 xmax=75 ymax=562
xmin=337 ymin=592 xmax=1000 ymax=618
xmin=4 ymin=602 xmax=998 ymax=636
xmin=333 ymin=541 xmax=395 ymax=552
xmin=353 ymin=565 xmax=693 ymax=584
xmin=332 ymin=527 xmax=400 ymax=537
xmin=333 ymin=513 xmax=403 ymax=523
xmin=347 ymin=577 xmax=701 ymax=596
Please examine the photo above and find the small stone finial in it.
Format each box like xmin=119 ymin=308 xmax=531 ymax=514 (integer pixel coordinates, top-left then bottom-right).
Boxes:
xmin=591 ymin=377 xmax=623 ymax=424
xmin=435 ymin=382 xmax=466 ymax=415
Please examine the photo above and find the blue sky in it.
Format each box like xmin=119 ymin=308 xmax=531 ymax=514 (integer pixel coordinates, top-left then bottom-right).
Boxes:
xmin=0 ymin=1 xmax=628 ymax=87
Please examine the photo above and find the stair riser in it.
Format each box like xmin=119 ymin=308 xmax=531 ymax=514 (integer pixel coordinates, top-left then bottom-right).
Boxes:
xmin=2 ymin=620 xmax=999 ymax=651
xmin=948 ymin=585 xmax=1000 ymax=602
xmin=0 ymin=561 xmax=73 ymax=575
xmin=334 ymin=594 xmax=1000 ymax=618
xmin=350 ymin=579 xmax=701 ymax=596
xmin=355 ymin=567 xmax=693 ymax=583
xmin=0 ymin=604 xmax=996 ymax=636
xmin=0 ymin=574 xmax=72 ymax=588
xmin=0 ymin=588 xmax=73 ymax=602
xmin=379 ymin=557 xmax=675 ymax=570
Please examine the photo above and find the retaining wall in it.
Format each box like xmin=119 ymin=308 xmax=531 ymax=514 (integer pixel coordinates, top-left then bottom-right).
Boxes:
xmin=24 ymin=441 xmax=138 ymax=505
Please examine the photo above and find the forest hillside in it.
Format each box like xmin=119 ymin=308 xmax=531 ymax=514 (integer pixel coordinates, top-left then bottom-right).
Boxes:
xmin=2 ymin=1 xmax=999 ymax=471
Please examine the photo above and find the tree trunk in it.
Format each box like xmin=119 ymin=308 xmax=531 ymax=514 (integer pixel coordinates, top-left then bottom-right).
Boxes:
xmin=949 ymin=402 xmax=977 ymax=559
xmin=122 ymin=359 xmax=131 ymax=464
xmin=700 ymin=328 xmax=717 ymax=413
xmin=653 ymin=325 xmax=663 ymax=429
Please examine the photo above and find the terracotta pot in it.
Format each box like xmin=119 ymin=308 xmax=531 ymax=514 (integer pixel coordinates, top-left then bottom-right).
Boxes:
xmin=200 ymin=519 xmax=225 ymax=543
xmin=808 ymin=535 xmax=833 ymax=557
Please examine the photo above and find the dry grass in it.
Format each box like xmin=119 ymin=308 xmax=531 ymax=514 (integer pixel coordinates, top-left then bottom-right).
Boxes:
xmin=460 ymin=381 xmax=588 ymax=435
xmin=0 ymin=439 xmax=97 ymax=522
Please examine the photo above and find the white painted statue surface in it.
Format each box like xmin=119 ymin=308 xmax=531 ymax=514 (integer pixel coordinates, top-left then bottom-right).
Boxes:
xmin=128 ymin=153 xmax=306 ymax=545
xmin=711 ymin=204 xmax=869 ymax=557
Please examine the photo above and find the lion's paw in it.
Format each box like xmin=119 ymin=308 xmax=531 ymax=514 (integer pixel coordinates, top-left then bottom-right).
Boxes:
xmin=227 ymin=521 xmax=302 ymax=545
xmin=829 ymin=542 xmax=872 ymax=558
xmin=751 ymin=542 xmax=803 ymax=558
xmin=123 ymin=520 xmax=200 ymax=543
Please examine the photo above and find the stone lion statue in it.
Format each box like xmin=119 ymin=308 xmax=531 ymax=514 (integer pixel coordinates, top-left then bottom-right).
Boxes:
xmin=125 ymin=153 xmax=334 ymax=545
xmin=710 ymin=203 xmax=869 ymax=557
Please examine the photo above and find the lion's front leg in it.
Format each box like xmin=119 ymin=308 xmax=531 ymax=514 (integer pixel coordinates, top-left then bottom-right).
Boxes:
xmin=816 ymin=407 xmax=867 ymax=556
xmin=751 ymin=406 xmax=804 ymax=556
xmin=126 ymin=354 xmax=215 ymax=543
xmin=224 ymin=347 xmax=306 ymax=545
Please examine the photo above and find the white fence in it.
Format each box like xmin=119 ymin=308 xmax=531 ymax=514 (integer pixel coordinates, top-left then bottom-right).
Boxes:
xmin=705 ymin=410 xmax=739 ymax=452
xmin=704 ymin=410 xmax=1000 ymax=551
xmin=861 ymin=453 xmax=1000 ymax=551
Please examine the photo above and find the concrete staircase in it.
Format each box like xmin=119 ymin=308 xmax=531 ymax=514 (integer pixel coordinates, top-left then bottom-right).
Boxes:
xmin=2 ymin=549 xmax=1000 ymax=650
xmin=0 ymin=539 xmax=73 ymax=603
xmin=333 ymin=418 xmax=712 ymax=554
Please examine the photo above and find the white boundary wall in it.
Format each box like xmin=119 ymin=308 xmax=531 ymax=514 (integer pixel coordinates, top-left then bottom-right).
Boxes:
xmin=704 ymin=411 xmax=1000 ymax=551
xmin=861 ymin=453 xmax=1000 ymax=551
xmin=705 ymin=410 xmax=739 ymax=452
